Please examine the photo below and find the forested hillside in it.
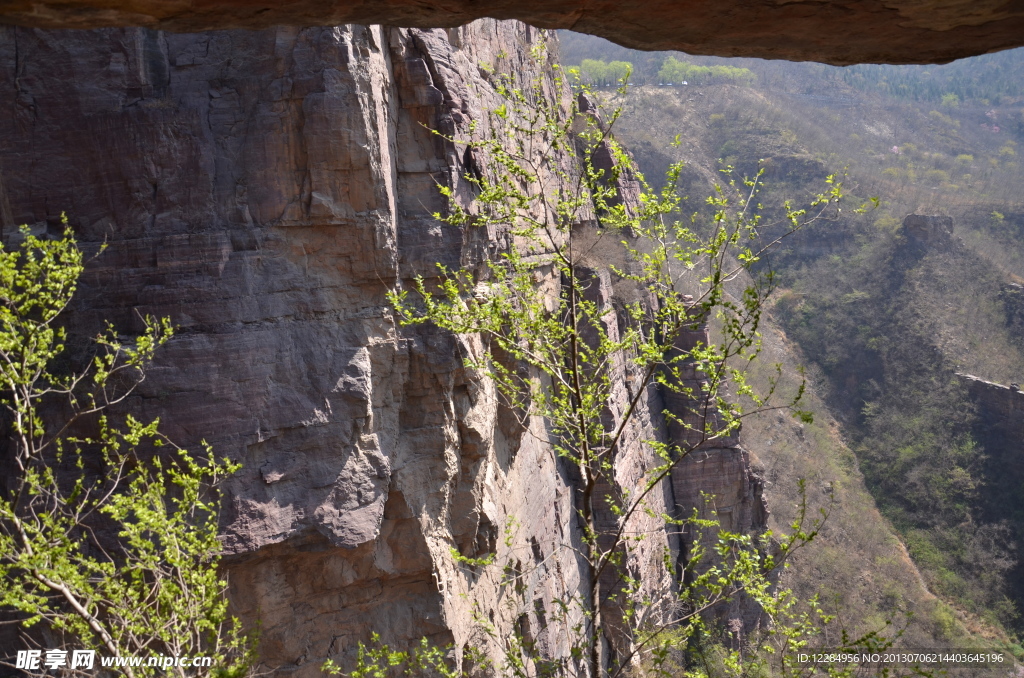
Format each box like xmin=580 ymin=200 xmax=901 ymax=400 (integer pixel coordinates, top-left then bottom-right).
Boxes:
xmin=559 ymin=31 xmax=1024 ymax=655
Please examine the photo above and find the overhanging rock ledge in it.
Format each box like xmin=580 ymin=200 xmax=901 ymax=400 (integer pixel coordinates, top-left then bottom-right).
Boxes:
xmin=2 ymin=0 xmax=1024 ymax=65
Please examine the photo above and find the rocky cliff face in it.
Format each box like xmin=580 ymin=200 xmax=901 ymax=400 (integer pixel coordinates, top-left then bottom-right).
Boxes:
xmin=956 ymin=373 xmax=1024 ymax=608
xmin=0 ymin=22 xmax=767 ymax=674
xmin=902 ymin=214 xmax=954 ymax=249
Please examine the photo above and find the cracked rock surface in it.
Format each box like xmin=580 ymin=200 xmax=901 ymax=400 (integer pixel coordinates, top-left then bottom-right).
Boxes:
xmin=0 ymin=21 xmax=769 ymax=673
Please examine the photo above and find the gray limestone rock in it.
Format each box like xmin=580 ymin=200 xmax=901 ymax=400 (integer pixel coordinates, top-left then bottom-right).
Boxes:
xmin=0 ymin=21 xmax=768 ymax=674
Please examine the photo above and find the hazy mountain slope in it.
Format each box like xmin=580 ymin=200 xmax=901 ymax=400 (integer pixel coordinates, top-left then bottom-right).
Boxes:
xmin=557 ymin=32 xmax=1024 ymax=652
xmin=594 ymin=83 xmax=987 ymax=649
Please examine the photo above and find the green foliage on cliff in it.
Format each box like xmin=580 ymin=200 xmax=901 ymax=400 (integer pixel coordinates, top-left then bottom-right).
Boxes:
xmin=365 ymin=40 xmax=949 ymax=677
xmin=389 ymin=73 xmax=824 ymax=677
xmin=0 ymin=224 xmax=253 ymax=677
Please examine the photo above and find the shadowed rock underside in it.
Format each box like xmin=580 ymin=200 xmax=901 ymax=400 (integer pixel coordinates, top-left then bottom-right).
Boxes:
xmin=2 ymin=0 xmax=1024 ymax=65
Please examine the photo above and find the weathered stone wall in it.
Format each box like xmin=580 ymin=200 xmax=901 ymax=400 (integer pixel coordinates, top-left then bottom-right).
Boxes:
xmin=955 ymin=373 xmax=1024 ymax=609
xmin=958 ymin=373 xmax=1024 ymax=442
xmin=0 ymin=21 xmax=767 ymax=674
xmin=957 ymin=373 xmax=1024 ymax=514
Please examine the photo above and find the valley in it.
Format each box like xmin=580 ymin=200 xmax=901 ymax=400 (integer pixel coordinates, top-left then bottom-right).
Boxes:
xmin=562 ymin=31 xmax=1024 ymax=656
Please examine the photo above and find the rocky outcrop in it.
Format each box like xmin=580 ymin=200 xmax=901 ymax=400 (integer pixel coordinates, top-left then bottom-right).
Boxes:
xmin=0 ymin=21 xmax=574 ymax=673
xmin=0 ymin=21 xmax=769 ymax=675
xmin=2 ymin=0 xmax=1024 ymax=66
xmin=663 ymin=309 xmax=769 ymax=635
xmin=999 ymin=283 xmax=1024 ymax=333
xmin=902 ymin=214 xmax=954 ymax=248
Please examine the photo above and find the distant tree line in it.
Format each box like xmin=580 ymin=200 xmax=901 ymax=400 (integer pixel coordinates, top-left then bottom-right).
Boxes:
xmin=574 ymin=55 xmax=754 ymax=87
xmin=578 ymin=58 xmax=634 ymax=86
xmin=839 ymin=50 xmax=1024 ymax=106
xmin=657 ymin=56 xmax=755 ymax=85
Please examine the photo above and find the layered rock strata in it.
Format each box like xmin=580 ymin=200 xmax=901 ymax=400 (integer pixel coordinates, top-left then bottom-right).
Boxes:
xmin=0 ymin=21 xmax=766 ymax=675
